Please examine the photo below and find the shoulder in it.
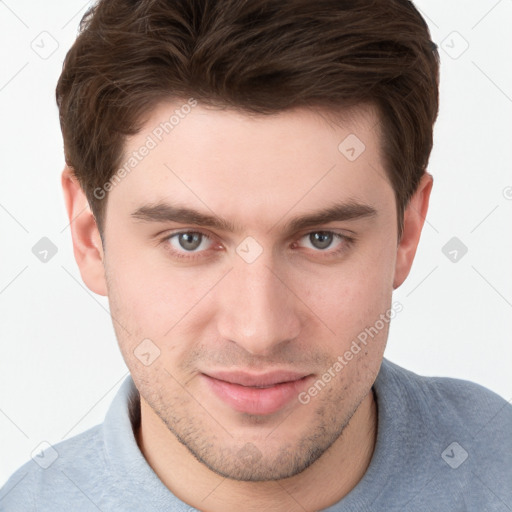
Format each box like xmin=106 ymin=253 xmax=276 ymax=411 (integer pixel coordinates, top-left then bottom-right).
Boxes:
xmin=379 ymin=358 xmax=512 ymax=436
xmin=369 ymin=359 xmax=512 ymax=508
xmin=0 ymin=425 xmax=107 ymax=511
xmin=375 ymin=359 xmax=512 ymax=508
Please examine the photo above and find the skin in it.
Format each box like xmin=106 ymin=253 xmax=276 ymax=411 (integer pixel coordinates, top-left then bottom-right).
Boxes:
xmin=62 ymin=101 xmax=432 ymax=511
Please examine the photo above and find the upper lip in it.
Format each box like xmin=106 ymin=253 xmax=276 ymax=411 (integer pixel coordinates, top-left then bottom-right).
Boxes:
xmin=203 ymin=370 xmax=310 ymax=387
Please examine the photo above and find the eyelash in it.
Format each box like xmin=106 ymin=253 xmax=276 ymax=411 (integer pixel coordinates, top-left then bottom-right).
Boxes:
xmin=160 ymin=230 xmax=355 ymax=261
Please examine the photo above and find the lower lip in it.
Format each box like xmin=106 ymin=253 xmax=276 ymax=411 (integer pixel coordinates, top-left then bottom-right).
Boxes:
xmin=201 ymin=374 xmax=312 ymax=415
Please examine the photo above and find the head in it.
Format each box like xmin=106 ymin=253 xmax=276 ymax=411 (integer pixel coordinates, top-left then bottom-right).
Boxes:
xmin=59 ymin=0 xmax=439 ymax=481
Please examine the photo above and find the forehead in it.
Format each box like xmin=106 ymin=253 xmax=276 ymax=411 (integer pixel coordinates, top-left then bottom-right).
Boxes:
xmin=106 ymin=101 xmax=393 ymax=231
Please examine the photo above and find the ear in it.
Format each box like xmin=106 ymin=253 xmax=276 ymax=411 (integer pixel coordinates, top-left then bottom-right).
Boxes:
xmin=61 ymin=166 xmax=107 ymax=296
xmin=393 ymin=172 xmax=433 ymax=289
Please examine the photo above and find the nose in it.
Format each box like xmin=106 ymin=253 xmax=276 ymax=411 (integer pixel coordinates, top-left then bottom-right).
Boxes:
xmin=215 ymin=252 xmax=302 ymax=356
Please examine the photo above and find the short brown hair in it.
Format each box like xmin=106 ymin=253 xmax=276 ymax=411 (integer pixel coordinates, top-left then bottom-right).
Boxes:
xmin=56 ymin=0 xmax=439 ymax=238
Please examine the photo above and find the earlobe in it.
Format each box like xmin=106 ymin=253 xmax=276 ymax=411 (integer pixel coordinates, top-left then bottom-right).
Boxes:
xmin=61 ymin=166 xmax=108 ymax=296
xmin=393 ymin=173 xmax=433 ymax=289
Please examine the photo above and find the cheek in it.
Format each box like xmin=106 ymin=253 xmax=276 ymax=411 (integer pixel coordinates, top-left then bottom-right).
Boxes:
xmin=301 ymin=241 xmax=396 ymax=334
xmin=105 ymin=239 xmax=198 ymax=328
xmin=105 ymin=258 xmax=188 ymax=380
xmin=104 ymin=243 xmax=223 ymax=368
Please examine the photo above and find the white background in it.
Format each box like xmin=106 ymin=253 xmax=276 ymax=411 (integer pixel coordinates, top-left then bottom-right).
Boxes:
xmin=1 ymin=0 xmax=511 ymax=487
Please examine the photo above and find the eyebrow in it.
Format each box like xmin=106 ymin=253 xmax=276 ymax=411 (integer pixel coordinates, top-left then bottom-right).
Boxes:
xmin=131 ymin=200 xmax=377 ymax=236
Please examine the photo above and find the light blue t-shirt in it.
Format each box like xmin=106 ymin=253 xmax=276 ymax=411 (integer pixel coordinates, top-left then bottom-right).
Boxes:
xmin=1 ymin=358 xmax=511 ymax=511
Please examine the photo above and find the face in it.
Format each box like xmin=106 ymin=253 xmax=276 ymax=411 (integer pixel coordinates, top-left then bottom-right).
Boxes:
xmin=76 ymin=101 xmax=415 ymax=481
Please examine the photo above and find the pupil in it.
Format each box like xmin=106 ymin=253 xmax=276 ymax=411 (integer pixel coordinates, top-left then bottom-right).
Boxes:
xmin=311 ymin=232 xmax=332 ymax=249
xmin=179 ymin=233 xmax=201 ymax=251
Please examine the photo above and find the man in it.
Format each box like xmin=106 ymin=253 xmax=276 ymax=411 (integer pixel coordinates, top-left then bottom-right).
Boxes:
xmin=1 ymin=0 xmax=511 ymax=510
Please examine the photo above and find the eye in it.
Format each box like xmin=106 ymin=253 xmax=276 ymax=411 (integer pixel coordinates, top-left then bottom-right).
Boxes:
xmin=166 ymin=231 xmax=213 ymax=254
xmin=161 ymin=229 xmax=353 ymax=261
xmin=296 ymin=231 xmax=351 ymax=253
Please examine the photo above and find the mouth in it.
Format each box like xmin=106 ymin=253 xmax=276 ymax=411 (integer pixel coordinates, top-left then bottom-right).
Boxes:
xmin=200 ymin=370 xmax=314 ymax=415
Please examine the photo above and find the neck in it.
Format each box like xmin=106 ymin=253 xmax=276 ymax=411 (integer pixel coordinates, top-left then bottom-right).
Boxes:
xmin=135 ymin=389 xmax=377 ymax=512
